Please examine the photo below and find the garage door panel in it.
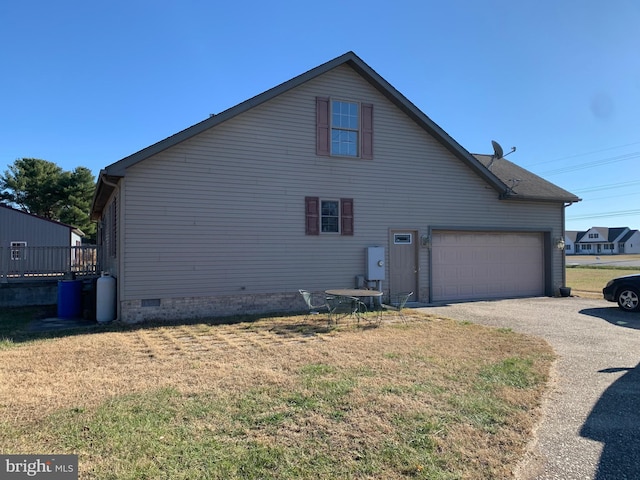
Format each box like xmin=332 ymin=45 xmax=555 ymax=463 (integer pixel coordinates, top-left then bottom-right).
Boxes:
xmin=432 ymin=232 xmax=544 ymax=302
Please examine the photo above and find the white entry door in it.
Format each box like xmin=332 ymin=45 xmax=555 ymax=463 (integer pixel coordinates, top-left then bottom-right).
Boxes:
xmin=431 ymin=231 xmax=544 ymax=302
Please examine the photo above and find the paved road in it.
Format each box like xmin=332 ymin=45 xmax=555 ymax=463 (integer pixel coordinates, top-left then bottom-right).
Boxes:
xmin=419 ymin=297 xmax=640 ymax=480
xmin=566 ymin=256 xmax=640 ymax=267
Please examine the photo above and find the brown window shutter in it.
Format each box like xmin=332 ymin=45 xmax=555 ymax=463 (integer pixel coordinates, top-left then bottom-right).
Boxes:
xmin=341 ymin=198 xmax=354 ymax=236
xmin=305 ymin=196 xmax=319 ymax=235
xmin=316 ymin=97 xmax=330 ymax=156
xmin=361 ymin=103 xmax=373 ymax=159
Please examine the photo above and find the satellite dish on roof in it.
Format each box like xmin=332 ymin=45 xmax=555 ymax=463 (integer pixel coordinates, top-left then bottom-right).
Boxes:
xmin=491 ymin=140 xmax=504 ymax=160
xmin=487 ymin=140 xmax=516 ymax=170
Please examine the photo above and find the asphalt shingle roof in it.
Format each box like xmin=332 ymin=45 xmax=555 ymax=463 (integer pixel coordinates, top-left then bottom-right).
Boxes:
xmin=473 ymin=154 xmax=581 ymax=203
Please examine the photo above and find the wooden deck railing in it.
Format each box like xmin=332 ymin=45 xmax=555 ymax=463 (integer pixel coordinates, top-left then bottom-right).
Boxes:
xmin=0 ymin=245 xmax=102 ymax=282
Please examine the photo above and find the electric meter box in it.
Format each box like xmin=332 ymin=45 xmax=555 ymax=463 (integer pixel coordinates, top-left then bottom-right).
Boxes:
xmin=366 ymin=246 xmax=385 ymax=281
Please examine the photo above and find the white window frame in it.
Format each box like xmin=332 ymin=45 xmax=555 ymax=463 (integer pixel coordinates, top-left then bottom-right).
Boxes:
xmin=320 ymin=199 xmax=340 ymax=234
xmin=331 ymin=99 xmax=360 ymax=157
xmin=394 ymin=233 xmax=413 ymax=245
xmin=11 ymin=241 xmax=27 ymax=260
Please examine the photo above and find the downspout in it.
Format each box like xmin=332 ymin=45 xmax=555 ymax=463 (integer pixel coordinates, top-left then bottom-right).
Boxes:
xmin=99 ymin=175 xmax=121 ymax=321
xmin=427 ymin=225 xmax=433 ymax=304
xmin=562 ymin=203 xmax=569 ymax=288
xmin=98 ymin=175 xmax=119 ymax=274
xmin=101 ymin=176 xmax=119 ymax=189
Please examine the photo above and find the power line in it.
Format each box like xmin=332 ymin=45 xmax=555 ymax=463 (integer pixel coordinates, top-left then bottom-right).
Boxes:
xmin=539 ymin=152 xmax=640 ymax=176
xmin=580 ymin=191 xmax=640 ymax=202
xmin=526 ymin=141 xmax=640 ymax=167
xmin=572 ymin=180 xmax=640 ymax=194
xmin=567 ymin=209 xmax=640 ymax=221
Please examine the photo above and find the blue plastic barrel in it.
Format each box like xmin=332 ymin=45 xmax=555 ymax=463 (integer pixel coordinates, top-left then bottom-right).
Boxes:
xmin=57 ymin=280 xmax=83 ymax=319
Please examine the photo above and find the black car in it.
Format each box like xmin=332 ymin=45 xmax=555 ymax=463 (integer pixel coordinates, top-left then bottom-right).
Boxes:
xmin=603 ymin=274 xmax=640 ymax=312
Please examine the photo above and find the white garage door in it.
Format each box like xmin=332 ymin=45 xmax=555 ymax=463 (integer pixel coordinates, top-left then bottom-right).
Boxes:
xmin=432 ymin=231 xmax=544 ymax=302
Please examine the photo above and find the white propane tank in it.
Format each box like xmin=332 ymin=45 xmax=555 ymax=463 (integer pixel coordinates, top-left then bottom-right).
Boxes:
xmin=96 ymin=272 xmax=116 ymax=323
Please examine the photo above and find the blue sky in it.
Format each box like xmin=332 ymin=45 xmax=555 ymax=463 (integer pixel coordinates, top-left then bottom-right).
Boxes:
xmin=1 ymin=0 xmax=639 ymax=231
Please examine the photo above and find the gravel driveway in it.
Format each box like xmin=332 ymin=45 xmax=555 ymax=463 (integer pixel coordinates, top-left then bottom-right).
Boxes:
xmin=418 ymin=296 xmax=640 ymax=480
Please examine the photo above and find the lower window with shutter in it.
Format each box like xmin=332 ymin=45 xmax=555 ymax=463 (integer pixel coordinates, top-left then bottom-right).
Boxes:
xmin=305 ymin=197 xmax=354 ymax=236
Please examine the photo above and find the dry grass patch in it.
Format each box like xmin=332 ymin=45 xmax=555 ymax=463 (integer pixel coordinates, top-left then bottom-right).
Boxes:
xmin=0 ymin=311 xmax=554 ymax=479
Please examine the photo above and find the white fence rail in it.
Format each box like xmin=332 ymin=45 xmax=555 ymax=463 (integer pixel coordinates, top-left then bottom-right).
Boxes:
xmin=0 ymin=246 xmax=101 ymax=282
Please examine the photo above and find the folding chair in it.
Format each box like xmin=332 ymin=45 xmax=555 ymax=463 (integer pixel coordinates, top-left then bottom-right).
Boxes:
xmin=381 ymin=292 xmax=413 ymax=322
xmin=299 ymin=289 xmax=329 ymax=321
xmin=325 ymin=295 xmax=368 ymax=324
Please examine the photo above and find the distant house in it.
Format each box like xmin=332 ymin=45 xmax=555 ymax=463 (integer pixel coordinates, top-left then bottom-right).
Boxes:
xmin=564 ymin=231 xmax=581 ymax=254
xmin=91 ymin=51 xmax=580 ymax=323
xmin=0 ymin=204 xmax=83 ymax=250
xmin=566 ymin=227 xmax=640 ymax=254
xmin=0 ymin=204 xmax=85 ymax=280
xmin=618 ymin=230 xmax=640 ymax=254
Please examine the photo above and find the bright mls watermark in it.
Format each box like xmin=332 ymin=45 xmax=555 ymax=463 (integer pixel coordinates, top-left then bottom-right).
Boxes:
xmin=1 ymin=455 xmax=78 ymax=479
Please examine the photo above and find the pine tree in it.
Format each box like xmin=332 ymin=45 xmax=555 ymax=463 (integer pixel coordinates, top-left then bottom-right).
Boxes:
xmin=1 ymin=158 xmax=96 ymax=241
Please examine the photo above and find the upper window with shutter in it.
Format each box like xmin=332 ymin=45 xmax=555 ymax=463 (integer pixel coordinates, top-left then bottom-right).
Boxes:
xmin=316 ymin=97 xmax=373 ymax=159
xmin=331 ymin=101 xmax=358 ymax=156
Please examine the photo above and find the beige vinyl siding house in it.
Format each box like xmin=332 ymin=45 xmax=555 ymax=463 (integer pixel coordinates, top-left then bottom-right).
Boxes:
xmin=91 ymin=52 xmax=580 ymax=323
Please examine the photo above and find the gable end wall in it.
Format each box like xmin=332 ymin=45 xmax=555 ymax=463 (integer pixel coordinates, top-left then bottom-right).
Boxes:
xmin=113 ymin=65 xmax=565 ymax=322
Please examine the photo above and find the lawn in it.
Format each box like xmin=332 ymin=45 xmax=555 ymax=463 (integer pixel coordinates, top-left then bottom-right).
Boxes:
xmin=566 ymin=262 xmax=640 ymax=297
xmin=0 ymin=309 xmax=554 ymax=479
